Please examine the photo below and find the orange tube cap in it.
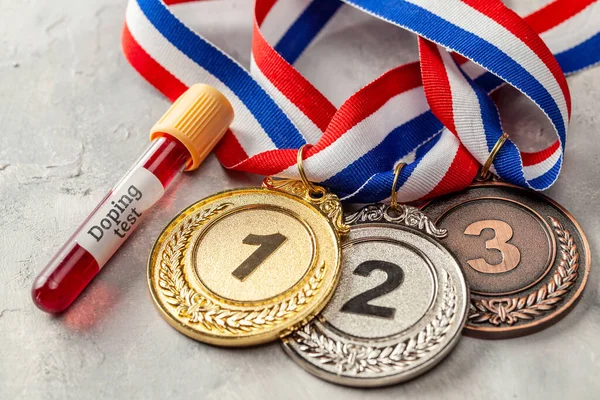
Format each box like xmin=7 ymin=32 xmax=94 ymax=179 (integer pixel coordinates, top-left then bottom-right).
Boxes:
xmin=150 ymin=84 xmax=234 ymax=171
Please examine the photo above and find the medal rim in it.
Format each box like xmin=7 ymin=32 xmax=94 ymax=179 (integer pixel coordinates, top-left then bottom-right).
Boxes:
xmin=147 ymin=186 xmax=342 ymax=347
xmin=281 ymin=205 xmax=470 ymax=387
xmin=421 ymin=181 xmax=591 ymax=339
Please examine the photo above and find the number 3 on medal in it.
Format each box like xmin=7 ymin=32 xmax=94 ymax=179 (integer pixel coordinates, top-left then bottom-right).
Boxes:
xmin=232 ymin=233 xmax=287 ymax=281
xmin=464 ymin=220 xmax=521 ymax=274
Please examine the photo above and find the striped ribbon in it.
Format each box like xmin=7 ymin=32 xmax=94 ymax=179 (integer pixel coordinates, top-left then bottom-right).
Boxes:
xmin=122 ymin=0 xmax=600 ymax=203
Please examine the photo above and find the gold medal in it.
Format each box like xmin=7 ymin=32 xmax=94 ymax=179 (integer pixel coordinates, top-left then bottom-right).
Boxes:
xmin=148 ymin=146 xmax=348 ymax=346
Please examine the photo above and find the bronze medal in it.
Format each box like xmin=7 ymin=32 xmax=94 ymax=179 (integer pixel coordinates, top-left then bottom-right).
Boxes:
xmin=421 ymin=180 xmax=590 ymax=339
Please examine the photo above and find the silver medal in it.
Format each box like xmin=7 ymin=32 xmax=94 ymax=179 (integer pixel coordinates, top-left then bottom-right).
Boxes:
xmin=281 ymin=204 xmax=469 ymax=387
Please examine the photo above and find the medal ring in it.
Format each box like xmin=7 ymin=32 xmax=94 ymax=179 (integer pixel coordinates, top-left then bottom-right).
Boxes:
xmin=479 ymin=131 xmax=510 ymax=180
xmin=390 ymin=162 xmax=406 ymax=210
xmin=296 ymin=144 xmax=326 ymax=198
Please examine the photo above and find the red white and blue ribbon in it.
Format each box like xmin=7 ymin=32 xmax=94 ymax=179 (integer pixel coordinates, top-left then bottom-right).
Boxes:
xmin=122 ymin=0 xmax=600 ymax=203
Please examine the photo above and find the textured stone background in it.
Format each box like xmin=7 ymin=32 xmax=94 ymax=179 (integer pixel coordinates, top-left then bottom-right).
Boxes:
xmin=1 ymin=0 xmax=599 ymax=399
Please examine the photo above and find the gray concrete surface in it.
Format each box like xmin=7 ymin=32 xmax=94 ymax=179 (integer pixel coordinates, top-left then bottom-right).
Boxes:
xmin=1 ymin=0 xmax=599 ymax=399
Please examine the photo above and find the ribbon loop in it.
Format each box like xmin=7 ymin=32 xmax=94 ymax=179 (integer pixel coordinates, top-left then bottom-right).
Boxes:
xmin=123 ymin=0 xmax=600 ymax=202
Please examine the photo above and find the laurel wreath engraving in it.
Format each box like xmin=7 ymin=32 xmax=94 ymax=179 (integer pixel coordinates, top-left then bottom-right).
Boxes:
xmin=468 ymin=216 xmax=579 ymax=327
xmin=158 ymin=203 xmax=326 ymax=334
xmin=264 ymin=178 xmax=350 ymax=234
xmin=290 ymin=271 xmax=457 ymax=375
xmin=344 ymin=203 xmax=447 ymax=238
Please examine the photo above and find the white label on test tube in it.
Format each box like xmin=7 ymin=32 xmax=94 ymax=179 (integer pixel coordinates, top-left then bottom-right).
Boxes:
xmin=76 ymin=167 xmax=165 ymax=267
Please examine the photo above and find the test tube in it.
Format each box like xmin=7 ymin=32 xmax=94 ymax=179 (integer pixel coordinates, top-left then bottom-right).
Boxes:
xmin=32 ymin=84 xmax=234 ymax=313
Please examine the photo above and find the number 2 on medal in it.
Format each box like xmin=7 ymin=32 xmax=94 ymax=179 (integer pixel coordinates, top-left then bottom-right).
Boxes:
xmin=464 ymin=220 xmax=521 ymax=274
xmin=232 ymin=233 xmax=287 ymax=281
xmin=340 ymin=261 xmax=404 ymax=319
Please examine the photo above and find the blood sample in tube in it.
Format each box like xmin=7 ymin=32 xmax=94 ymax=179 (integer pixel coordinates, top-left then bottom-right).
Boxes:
xmin=32 ymin=84 xmax=234 ymax=313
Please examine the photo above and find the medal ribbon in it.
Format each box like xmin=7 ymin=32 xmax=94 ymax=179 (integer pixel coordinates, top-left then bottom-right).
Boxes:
xmin=122 ymin=0 xmax=600 ymax=202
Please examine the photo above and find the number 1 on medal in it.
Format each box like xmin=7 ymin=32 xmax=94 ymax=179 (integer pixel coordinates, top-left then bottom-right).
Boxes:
xmin=232 ymin=233 xmax=287 ymax=281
